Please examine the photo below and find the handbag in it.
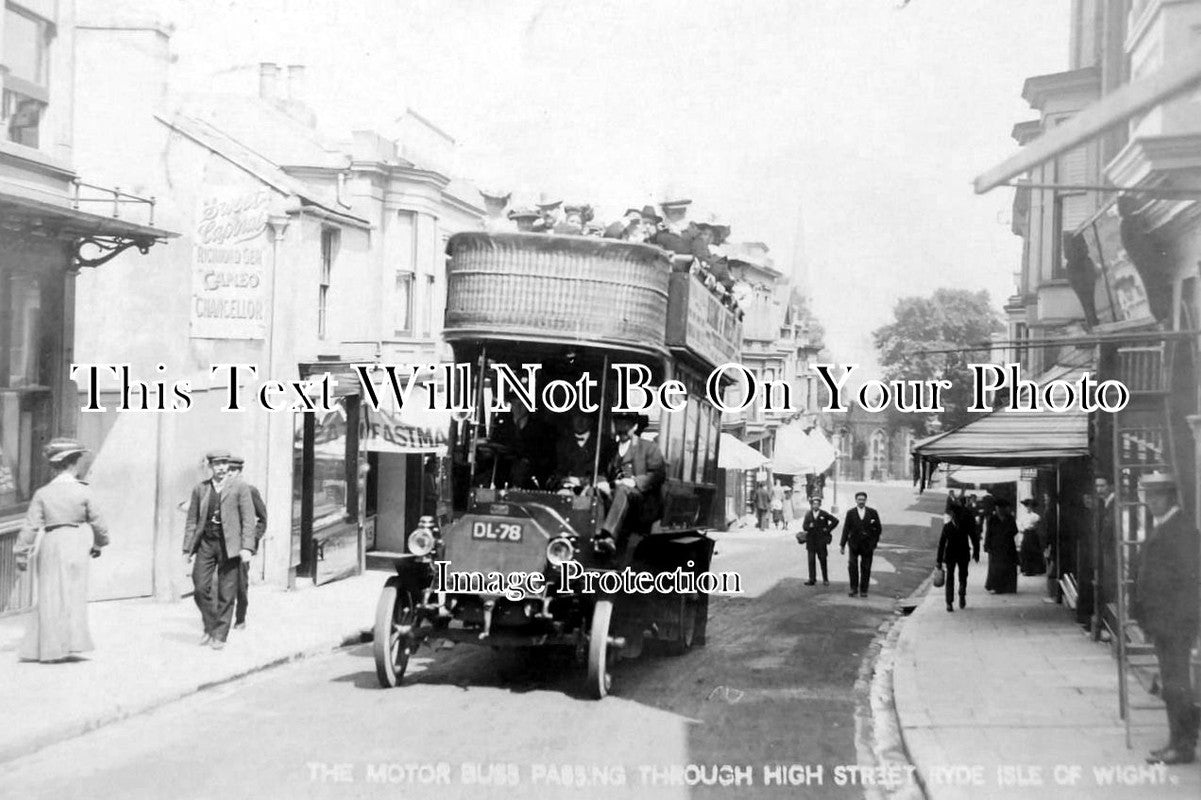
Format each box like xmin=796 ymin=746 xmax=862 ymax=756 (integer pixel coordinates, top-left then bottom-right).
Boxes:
xmin=932 ymin=566 xmax=946 ymax=588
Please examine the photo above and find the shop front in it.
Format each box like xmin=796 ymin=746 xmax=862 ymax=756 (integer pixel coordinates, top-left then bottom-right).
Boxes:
xmin=912 ymin=352 xmax=1096 ymax=623
xmin=0 ymin=189 xmax=173 ymax=614
xmin=291 ymin=363 xmax=451 ymax=585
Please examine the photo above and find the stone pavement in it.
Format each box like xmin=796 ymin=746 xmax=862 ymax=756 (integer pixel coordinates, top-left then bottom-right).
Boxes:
xmin=892 ymin=566 xmax=1201 ymax=800
xmin=0 ymin=572 xmax=387 ymax=765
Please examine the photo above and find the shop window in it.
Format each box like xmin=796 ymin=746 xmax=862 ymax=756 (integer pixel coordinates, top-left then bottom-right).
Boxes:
xmin=0 ymin=270 xmax=51 ymax=515
xmin=1 ymin=5 xmax=50 ymax=149
xmin=311 ymin=402 xmax=350 ymax=525
xmin=394 ymin=271 xmax=413 ymax=335
xmin=668 ymin=400 xmax=688 ymax=481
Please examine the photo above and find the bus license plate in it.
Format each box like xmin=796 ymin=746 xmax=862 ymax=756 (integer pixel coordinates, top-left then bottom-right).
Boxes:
xmin=471 ymin=521 xmax=523 ymax=542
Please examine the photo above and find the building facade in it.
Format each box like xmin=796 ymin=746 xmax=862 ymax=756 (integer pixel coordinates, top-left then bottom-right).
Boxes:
xmin=0 ymin=0 xmax=173 ymax=614
xmin=65 ymin=4 xmax=482 ymax=600
xmin=992 ymin=0 xmax=1201 ymax=637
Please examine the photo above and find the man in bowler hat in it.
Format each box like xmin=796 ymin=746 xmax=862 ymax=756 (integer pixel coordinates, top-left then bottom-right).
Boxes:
xmin=226 ymin=455 xmax=267 ymax=631
xmin=840 ymin=491 xmax=883 ymax=597
xmin=1134 ymin=472 xmax=1200 ymax=764
xmin=183 ymin=450 xmax=257 ymax=649
xmin=801 ymin=496 xmax=838 ymax=586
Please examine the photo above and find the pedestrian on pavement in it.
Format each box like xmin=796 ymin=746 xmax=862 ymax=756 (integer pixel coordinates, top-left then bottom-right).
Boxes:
xmin=800 ymin=496 xmax=838 ymax=586
xmin=13 ymin=438 xmax=109 ymax=662
xmin=1017 ymin=498 xmax=1045 ymax=576
xmin=937 ymin=493 xmax=980 ymax=612
xmin=1041 ymin=490 xmax=1063 ymax=604
xmin=770 ymin=480 xmax=786 ymax=530
xmin=183 ymin=450 xmax=258 ymax=650
xmin=1133 ymin=472 xmax=1200 ymax=765
xmin=1094 ymin=476 xmax=1116 ymax=605
xmin=754 ymin=481 xmax=772 ymax=532
xmin=840 ymin=491 xmax=882 ymax=597
xmin=225 ymin=455 xmax=267 ymax=632
xmin=983 ymin=497 xmax=1019 ymax=594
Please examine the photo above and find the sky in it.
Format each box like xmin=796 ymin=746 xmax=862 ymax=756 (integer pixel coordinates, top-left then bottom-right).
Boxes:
xmin=162 ymin=0 xmax=1072 ymax=369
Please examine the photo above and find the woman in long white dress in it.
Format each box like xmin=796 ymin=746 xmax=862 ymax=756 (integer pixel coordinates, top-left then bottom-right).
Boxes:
xmin=13 ymin=438 xmax=109 ymax=662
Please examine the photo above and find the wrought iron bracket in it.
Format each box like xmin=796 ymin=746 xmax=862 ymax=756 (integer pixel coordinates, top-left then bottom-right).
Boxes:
xmin=72 ymin=235 xmax=158 ymax=270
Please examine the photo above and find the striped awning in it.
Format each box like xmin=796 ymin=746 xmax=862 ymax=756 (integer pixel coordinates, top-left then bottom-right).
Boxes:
xmin=912 ymin=354 xmax=1093 ymax=469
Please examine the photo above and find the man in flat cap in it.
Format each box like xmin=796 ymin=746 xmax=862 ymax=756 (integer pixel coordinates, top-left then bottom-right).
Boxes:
xmin=183 ymin=450 xmax=257 ymax=650
xmin=1134 ymin=472 xmax=1200 ymax=764
xmin=226 ymin=455 xmax=267 ymax=631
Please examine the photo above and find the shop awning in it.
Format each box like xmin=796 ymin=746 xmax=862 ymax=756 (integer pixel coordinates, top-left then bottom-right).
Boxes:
xmin=0 ymin=189 xmax=177 ymax=268
xmin=718 ymin=433 xmax=770 ymax=471
xmin=946 ymin=465 xmax=1024 ymax=487
xmin=912 ymin=355 xmax=1094 ymax=476
xmin=363 ymin=383 xmax=451 ymax=455
xmin=772 ymin=423 xmax=837 ymax=475
xmin=974 ymin=39 xmax=1201 ymax=193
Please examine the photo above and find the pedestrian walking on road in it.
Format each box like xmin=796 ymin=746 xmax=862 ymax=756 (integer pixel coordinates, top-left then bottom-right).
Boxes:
xmin=183 ymin=450 xmax=258 ymax=650
xmin=983 ymin=497 xmax=1019 ymax=594
xmin=840 ymin=491 xmax=882 ymax=597
xmin=800 ymin=496 xmax=837 ymax=586
xmin=937 ymin=493 xmax=979 ymax=612
xmin=770 ymin=480 xmax=786 ymax=530
xmin=754 ymin=482 xmax=772 ymax=532
xmin=1133 ymin=472 xmax=1200 ymax=765
xmin=226 ymin=455 xmax=267 ymax=631
xmin=13 ymin=439 xmax=109 ymax=662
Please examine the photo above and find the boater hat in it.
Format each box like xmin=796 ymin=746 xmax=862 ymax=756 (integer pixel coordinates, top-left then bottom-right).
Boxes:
xmin=43 ymin=438 xmax=88 ymax=464
xmin=507 ymin=206 xmax=539 ymax=221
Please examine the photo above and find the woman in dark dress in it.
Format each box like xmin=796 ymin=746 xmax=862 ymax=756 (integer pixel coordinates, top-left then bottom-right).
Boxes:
xmin=1018 ymin=498 xmax=1046 ymax=575
xmin=984 ymin=498 xmax=1019 ymax=593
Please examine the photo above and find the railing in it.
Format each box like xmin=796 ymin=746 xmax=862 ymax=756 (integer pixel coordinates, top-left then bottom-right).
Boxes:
xmin=71 ymin=179 xmax=157 ymax=227
xmin=0 ymin=529 xmax=33 ymax=616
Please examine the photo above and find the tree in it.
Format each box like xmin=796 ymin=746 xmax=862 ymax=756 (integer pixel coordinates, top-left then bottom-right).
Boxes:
xmin=871 ymin=288 xmax=1003 ymax=433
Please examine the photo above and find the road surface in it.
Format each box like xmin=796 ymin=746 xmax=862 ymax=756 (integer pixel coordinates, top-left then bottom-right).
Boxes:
xmin=0 ymin=482 xmax=944 ymax=800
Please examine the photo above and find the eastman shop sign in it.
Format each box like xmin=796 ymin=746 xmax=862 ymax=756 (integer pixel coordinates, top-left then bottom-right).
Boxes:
xmin=191 ymin=189 xmax=270 ymax=339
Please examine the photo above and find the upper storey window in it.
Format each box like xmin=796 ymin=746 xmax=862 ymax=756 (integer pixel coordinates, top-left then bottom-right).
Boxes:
xmin=1 ymin=4 xmax=51 ymax=148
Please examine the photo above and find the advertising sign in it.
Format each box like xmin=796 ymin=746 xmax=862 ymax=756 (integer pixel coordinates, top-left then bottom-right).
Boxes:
xmin=360 ymin=382 xmax=452 ymax=454
xmin=191 ymin=188 xmax=271 ymax=339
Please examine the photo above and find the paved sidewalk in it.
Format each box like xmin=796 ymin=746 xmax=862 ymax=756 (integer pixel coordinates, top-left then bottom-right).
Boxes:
xmin=893 ymin=568 xmax=1200 ymax=800
xmin=0 ymin=572 xmax=387 ymax=765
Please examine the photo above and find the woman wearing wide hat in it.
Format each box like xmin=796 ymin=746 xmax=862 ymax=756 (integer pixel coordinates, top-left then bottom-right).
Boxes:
xmin=13 ymin=438 xmax=109 ymax=662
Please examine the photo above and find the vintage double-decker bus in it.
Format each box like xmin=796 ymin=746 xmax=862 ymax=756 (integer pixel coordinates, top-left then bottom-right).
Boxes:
xmin=371 ymin=231 xmax=742 ymax=698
